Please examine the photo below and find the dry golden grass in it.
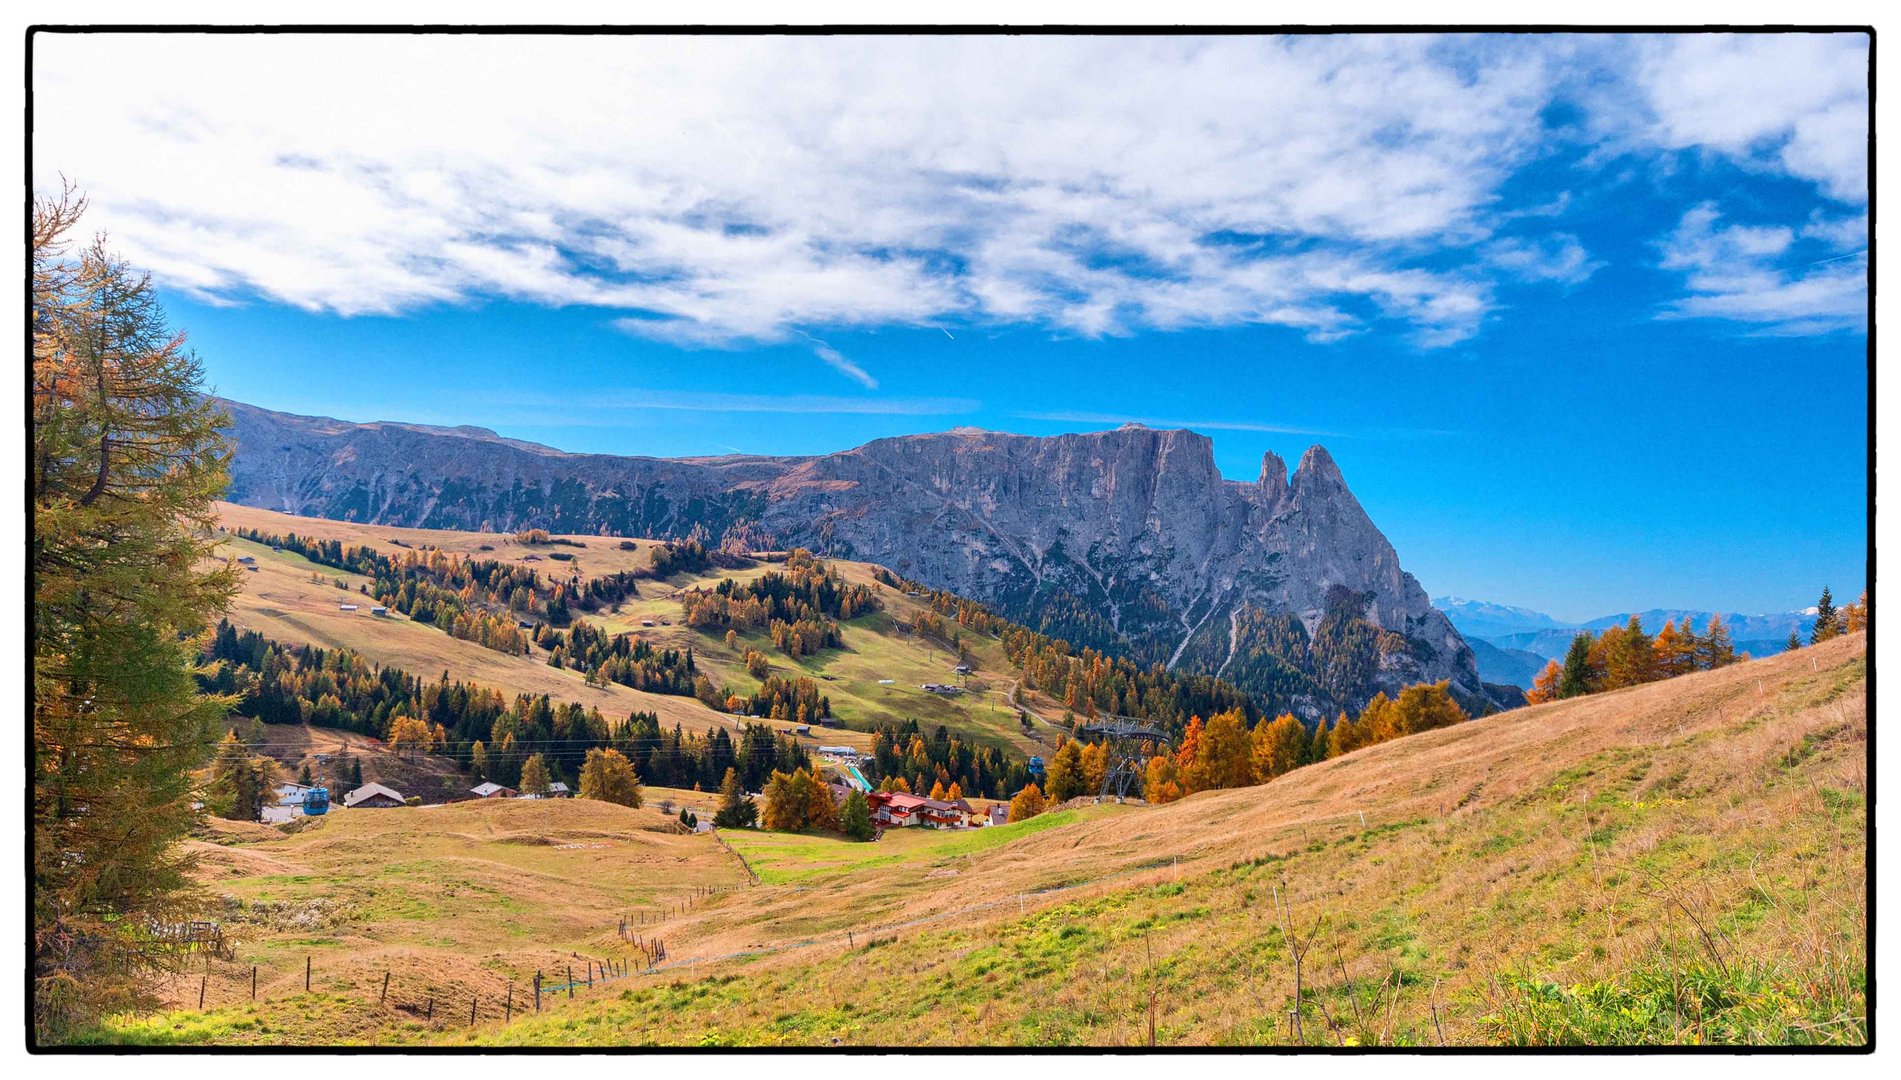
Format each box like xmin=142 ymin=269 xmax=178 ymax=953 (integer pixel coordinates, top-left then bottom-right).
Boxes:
xmin=114 ymin=797 xmax=752 ymax=1044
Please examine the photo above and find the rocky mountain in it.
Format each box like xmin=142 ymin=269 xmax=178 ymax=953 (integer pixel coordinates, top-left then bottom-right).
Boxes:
xmin=218 ymin=398 xmax=1513 ymax=719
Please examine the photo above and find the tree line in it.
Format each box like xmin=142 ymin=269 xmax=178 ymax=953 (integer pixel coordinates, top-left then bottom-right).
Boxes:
xmin=199 ymin=621 xmax=810 ymax=792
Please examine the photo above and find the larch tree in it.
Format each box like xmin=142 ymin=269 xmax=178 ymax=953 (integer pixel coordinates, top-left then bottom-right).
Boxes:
xmin=1698 ymin=615 xmax=1737 ymax=669
xmin=1526 ymin=659 xmax=1563 ymax=704
xmin=1249 ymin=713 xmax=1307 ymax=782
xmin=1007 ymin=782 xmax=1047 ymax=823
xmin=519 ymin=754 xmax=551 ymax=797
xmin=577 ymin=747 xmax=643 ymax=807
xmin=34 ymin=186 xmax=237 ymax=1041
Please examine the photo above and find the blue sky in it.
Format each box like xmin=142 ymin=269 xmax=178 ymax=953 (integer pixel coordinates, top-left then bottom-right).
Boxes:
xmin=34 ymin=32 xmax=1868 ymax=622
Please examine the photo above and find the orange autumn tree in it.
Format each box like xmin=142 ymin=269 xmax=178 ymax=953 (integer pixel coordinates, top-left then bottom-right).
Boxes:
xmin=1249 ymin=713 xmax=1307 ymax=782
xmin=1526 ymin=660 xmax=1563 ymax=704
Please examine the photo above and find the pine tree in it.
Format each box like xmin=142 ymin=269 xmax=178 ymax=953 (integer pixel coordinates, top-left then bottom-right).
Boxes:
xmin=840 ymin=789 xmax=874 ymax=840
xmin=350 ymin=758 xmax=364 ymax=788
xmin=33 ymin=186 xmax=239 ymax=1040
xmin=1811 ymin=587 xmax=1841 ymax=644
xmin=1558 ymin=632 xmax=1595 ymax=698
xmin=712 ymin=767 xmax=757 ymax=829
xmin=1786 ymin=629 xmax=1802 ymax=653
xmin=297 ymin=763 xmax=314 ymax=786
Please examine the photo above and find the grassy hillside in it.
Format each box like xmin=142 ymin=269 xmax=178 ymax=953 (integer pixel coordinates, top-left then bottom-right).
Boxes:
xmin=88 ymin=633 xmax=1866 ymax=1046
xmin=213 ymin=502 xmax=1062 ymax=758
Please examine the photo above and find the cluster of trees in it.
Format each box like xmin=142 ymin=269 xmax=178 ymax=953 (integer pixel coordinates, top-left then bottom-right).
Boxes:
xmin=1803 ymin=586 xmax=1867 ymax=647
xmin=729 ymin=674 xmax=833 ymax=725
xmin=759 ymin=768 xmax=839 ymax=832
xmin=768 ymin=616 xmax=841 ymax=657
xmin=874 ymin=569 xmax=1260 ymax=738
xmin=34 ymin=188 xmax=239 ymax=1038
xmin=995 ymin=680 xmax=1470 ymax=814
xmin=649 ymin=537 xmax=716 ymax=577
xmin=200 ymin=621 xmax=811 ymax=792
xmin=538 ymin=619 xmax=697 ymax=695
xmin=681 ymin=550 xmax=879 ymax=650
xmin=863 ymin=720 xmax=1035 ymax=799
xmin=1527 ymin=613 xmax=1744 ymax=704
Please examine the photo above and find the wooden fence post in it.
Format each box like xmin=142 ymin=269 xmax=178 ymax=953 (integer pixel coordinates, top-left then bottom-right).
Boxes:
xmin=470 ymin=995 xmax=477 ymax=1026
xmin=505 ymin=982 xmax=513 ymax=1022
xmin=251 ymin=965 xmax=257 ymax=1000
xmin=427 ymin=996 xmax=434 ymax=1021
xmin=199 ymin=975 xmax=207 ymax=1010
xmin=305 ymin=955 xmax=312 ymax=992
xmin=534 ymin=971 xmax=541 ymax=1012
xmin=381 ymin=970 xmax=390 ymax=1004
xmin=567 ymin=964 xmax=574 ymax=999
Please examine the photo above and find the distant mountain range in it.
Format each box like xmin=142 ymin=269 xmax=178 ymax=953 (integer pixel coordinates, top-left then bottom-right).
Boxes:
xmin=1434 ymin=597 xmax=1827 ymax=685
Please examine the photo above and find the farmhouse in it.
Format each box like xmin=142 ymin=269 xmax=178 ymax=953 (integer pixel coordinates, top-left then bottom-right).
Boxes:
xmin=342 ymin=782 xmax=406 ymax=809
xmin=986 ymin=804 xmax=1009 ymax=827
xmin=866 ymin=792 xmax=972 ymax=830
xmin=545 ymin=782 xmax=573 ymax=798
xmin=372 ymin=606 xmax=390 ymax=617
xmin=470 ymin=781 xmax=518 ymax=799
xmin=339 ymin=603 xmax=359 ymax=612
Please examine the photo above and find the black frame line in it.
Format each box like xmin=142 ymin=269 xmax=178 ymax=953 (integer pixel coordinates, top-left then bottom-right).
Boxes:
xmin=20 ymin=21 xmax=1877 ymax=1057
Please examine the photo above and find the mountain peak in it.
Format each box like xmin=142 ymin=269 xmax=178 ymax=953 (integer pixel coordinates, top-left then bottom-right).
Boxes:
xmin=1258 ymin=450 xmax=1288 ymax=490
xmin=1294 ymin=444 xmax=1344 ymax=487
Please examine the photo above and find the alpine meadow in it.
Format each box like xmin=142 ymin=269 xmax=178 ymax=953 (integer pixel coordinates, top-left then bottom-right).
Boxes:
xmin=26 ymin=27 xmax=1871 ymax=1058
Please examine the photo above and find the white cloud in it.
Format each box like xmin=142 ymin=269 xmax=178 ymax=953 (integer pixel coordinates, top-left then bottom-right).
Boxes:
xmin=1482 ymin=233 xmax=1602 ymax=286
xmin=1658 ymin=202 xmax=1865 ymax=333
xmin=28 ymin=32 xmax=1868 ymax=353
xmin=1632 ymin=33 xmax=1869 ymax=202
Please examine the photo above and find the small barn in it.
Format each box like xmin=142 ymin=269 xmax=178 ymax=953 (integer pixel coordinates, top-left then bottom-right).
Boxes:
xmin=372 ymin=606 xmax=390 ymax=617
xmin=544 ymin=782 xmax=573 ymax=798
xmin=470 ymin=781 xmax=518 ymax=799
xmin=339 ymin=603 xmax=359 ymax=612
xmin=343 ymin=782 xmax=406 ymax=809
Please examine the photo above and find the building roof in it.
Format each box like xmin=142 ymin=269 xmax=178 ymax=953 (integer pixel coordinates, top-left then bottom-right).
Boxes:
xmin=343 ymin=782 xmax=405 ymax=807
xmin=546 ymin=781 xmax=571 ymax=795
xmin=470 ymin=781 xmax=515 ymax=797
